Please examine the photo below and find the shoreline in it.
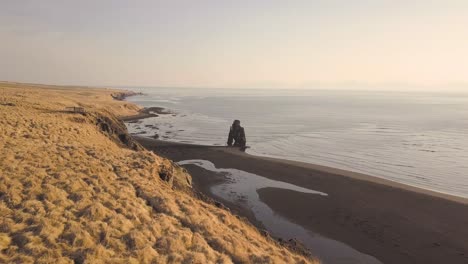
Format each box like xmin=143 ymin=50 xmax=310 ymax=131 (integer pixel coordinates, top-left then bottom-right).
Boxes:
xmin=120 ymin=94 xmax=467 ymax=203
xmin=232 ymin=149 xmax=468 ymax=205
xmin=137 ymin=137 xmax=468 ymax=205
xmin=133 ymin=136 xmax=468 ymax=264
xmin=120 ymin=107 xmax=176 ymax=122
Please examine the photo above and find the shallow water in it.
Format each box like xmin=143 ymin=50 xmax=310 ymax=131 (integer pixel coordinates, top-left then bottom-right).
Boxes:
xmin=177 ymin=159 xmax=382 ymax=264
xmin=124 ymin=88 xmax=468 ymax=199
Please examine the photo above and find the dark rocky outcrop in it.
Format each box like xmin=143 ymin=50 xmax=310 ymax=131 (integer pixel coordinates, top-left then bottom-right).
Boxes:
xmin=111 ymin=91 xmax=142 ymax=101
xmin=92 ymin=111 xmax=144 ymax=151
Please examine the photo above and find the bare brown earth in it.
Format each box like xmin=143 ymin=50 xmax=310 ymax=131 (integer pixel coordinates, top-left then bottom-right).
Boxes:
xmin=0 ymin=82 xmax=316 ymax=264
xmin=138 ymin=139 xmax=468 ymax=264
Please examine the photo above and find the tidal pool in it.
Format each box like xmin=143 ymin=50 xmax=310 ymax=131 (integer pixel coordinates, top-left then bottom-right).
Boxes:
xmin=177 ymin=159 xmax=382 ymax=264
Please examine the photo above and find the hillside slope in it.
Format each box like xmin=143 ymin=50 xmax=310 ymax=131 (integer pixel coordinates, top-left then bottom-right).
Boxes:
xmin=0 ymin=82 xmax=316 ymax=264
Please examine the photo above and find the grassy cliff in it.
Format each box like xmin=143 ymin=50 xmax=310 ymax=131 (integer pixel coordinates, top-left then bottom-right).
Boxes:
xmin=0 ymin=82 xmax=316 ymax=264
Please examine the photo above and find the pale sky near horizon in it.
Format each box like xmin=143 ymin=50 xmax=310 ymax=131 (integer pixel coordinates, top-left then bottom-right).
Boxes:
xmin=1 ymin=1 xmax=468 ymax=91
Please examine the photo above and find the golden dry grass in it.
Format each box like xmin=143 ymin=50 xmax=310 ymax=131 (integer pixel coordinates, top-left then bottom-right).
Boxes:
xmin=0 ymin=82 xmax=317 ymax=264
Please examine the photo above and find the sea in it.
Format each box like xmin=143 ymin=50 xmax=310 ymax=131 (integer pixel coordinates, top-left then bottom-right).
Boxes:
xmin=123 ymin=87 xmax=468 ymax=199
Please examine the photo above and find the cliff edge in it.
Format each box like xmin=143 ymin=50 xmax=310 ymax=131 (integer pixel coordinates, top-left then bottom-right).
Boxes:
xmin=0 ymin=82 xmax=316 ymax=264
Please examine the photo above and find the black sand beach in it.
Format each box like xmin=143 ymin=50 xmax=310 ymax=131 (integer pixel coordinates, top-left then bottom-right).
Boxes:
xmin=136 ymin=137 xmax=468 ymax=264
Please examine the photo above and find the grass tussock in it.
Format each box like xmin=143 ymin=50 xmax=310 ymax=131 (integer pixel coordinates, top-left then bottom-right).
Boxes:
xmin=0 ymin=82 xmax=317 ymax=263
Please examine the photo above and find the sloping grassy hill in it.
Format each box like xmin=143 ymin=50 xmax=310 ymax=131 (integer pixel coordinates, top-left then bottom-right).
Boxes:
xmin=0 ymin=82 xmax=316 ymax=264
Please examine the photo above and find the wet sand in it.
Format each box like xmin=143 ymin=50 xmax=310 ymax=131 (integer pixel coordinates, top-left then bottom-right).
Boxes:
xmin=136 ymin=137 xmax=468 ymax=264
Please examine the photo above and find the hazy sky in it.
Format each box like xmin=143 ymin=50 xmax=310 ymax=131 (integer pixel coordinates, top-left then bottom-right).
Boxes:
xmin=1 ymin=0 xmax=468 ymax=90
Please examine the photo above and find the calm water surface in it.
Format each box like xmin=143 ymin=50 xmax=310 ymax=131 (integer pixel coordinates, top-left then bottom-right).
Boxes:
xmin=124 ymin=87 xmax=468 ymax=198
